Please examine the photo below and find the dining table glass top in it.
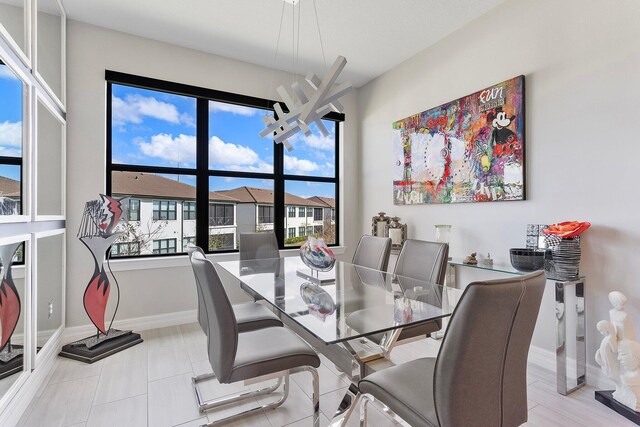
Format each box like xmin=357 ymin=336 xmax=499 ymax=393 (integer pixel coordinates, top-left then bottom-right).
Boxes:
xmin=216 ymin=257 xmax=462 ymax=345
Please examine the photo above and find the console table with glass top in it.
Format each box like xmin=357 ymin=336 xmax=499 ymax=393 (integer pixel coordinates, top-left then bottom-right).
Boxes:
xmin=447 ymin=258 xmax=586 ymax=396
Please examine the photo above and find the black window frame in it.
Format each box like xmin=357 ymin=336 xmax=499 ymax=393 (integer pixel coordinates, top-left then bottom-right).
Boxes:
xmin=106 ymin=70 xmax=342 ymax=258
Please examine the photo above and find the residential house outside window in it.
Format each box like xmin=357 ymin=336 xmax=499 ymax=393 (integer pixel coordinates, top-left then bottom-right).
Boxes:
xmin=183 ymin=201 xmax=196 ymax=220
xmin=153 ymin=238 xmax=176 ymax=254
xmin=111 ymin=242 xmax=140 ymax=256
xmin=128 ymin=199 xmax=140 ymax=221
xmin=288 ymin=206 xmax=295 ymax=217
xmin=288 ymin=228 xmax=295 ymax=238
xmin=298 ymin=207 xmax=305 ymax=217
xmin=183 ymin=236 xmax=196 ymax=251
xmin=153 ymin=200 xmax=177 ymax=220
xmin=306 ymin=207 xmax=313 ymax=217
xmin=313 ymin=208 xmax=323 ymax=221
xmin=209 ymin=204 xmax=234 ymax=226
xmin=258 ymin=205 xmax=274 ymax=224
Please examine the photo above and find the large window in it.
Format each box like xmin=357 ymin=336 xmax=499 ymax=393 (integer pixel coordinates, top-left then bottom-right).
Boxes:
xmin=107 ymin=71 xmax=341 ymax=257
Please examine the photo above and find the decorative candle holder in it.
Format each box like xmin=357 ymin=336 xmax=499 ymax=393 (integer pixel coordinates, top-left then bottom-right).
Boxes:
xmin=371 ymin=212 xmax=391 ymax=237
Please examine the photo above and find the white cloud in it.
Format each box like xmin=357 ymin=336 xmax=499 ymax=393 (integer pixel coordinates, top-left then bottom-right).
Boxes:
xmin=113 ymin=94 xmax=192 ymax=126
xmin=136 ymin=133 xmax=196 ymax=166
xmin=209 ymin=101 xmax=258 ymax=116
xmin=0 ymin=66 xmax=18 ymax=80
xmin=209 ymin=136 xmax=260 ymax=166
xmin=300 ymin=133 xmax=334 ymax=151
xmin=0 ymin=121 xmax=22 ymax=150
xmin=284 ymin=155 xmax=320 ymax=174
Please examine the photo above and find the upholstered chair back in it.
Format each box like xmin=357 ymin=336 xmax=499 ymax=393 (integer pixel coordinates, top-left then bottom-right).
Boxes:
xmin=190 ymin=251 xmax=239 ymax=383
xmin=433 ymin=270 xmax=545 ymax=427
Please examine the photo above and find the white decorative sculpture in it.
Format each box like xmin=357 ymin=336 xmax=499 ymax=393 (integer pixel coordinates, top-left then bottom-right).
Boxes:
xmin=596 ymin=291 xmax=640 ymax=412
xmin=610 ymin=291 xmax=638 ymax=341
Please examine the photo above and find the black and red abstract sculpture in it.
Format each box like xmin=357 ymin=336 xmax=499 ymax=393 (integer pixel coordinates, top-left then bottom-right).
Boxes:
xmin=59 ymin=194 xmax=142 ymax=363
xmin=0 ymin=242 xmax=23 ymax=379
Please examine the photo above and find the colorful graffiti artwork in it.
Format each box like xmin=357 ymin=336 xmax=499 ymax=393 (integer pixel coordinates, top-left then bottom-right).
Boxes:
xmin=392 ymin=76 xmax=525 ymax=205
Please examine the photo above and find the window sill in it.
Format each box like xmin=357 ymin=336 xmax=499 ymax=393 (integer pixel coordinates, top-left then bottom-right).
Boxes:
xmin=105 ymin=246 xmax=346 ymax=272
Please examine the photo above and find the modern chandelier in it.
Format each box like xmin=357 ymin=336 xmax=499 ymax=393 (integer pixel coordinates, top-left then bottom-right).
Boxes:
xmin=259 ymin=0 xmax=352 ymax=151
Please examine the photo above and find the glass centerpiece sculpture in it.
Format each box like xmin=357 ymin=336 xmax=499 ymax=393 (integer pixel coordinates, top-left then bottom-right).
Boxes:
xmin=59 ymin=195 xmax=143 ymax=363
xmin=297 ymin=236 xmax=336 ymax=284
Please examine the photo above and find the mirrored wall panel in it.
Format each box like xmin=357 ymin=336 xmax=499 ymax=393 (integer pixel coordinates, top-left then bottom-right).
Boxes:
xmin=36 ymin=0 xmax=63 ymax=102
xmin=0 ymin=0 xmax=27 ymax=59
xmin=0 ymin=60 xmax=24 ymax=216
xmin=0 ymin=238 xmax=27 ymax=398
xmin=36 ymin=232 xmax=63 ymax=352
xmin=36 ymin=98 xmax=63 ymax=216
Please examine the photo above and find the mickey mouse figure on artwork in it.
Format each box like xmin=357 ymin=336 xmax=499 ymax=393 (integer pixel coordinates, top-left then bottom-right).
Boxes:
xmin=489 ymin=110 xmax=521 ymax=158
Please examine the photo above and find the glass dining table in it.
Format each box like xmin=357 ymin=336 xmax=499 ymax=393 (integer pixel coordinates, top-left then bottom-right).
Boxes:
xmin=216 ymin=256 xmax=462 ymax=425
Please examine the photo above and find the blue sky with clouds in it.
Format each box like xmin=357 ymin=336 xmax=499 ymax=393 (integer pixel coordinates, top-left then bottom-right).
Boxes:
xmin=0 ymin=63 xmax=23 ymax=182
xmin=112 ymin=84 xmax=336 ymax=199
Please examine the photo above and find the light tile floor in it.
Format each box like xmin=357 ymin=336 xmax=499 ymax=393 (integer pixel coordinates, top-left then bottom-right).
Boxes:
xmin=16 ymin=323 xmax=637 ymax=427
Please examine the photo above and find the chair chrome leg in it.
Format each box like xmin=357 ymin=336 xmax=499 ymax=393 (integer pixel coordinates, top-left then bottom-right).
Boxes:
xmin=357 ymin=393 xmax=412 ymax=427
xmin=203 ymin=366 xmax=320 ymax=427
xmin=359 ymin=393 xmax=370 ymax=426
xmin=204 ymin=375 xmax=290 ymax=426
xmin=296 ymin=365 xmax=320 ymax=427
xmin=192 ymin=373 xmax=284 ymax=413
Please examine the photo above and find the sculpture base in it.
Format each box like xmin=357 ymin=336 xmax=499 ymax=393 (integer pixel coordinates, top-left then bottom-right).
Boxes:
xmin=0 ymin=345 xmax=23 ymax=380
xmin=59 ymin=329 xmax=143 ymax=364
xmin=595 ymin=390 xmax=640 ymax=425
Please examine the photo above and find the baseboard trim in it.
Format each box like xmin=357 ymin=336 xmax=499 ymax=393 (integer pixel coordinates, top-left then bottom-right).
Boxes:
xmin=528 ymin=345 xmax=613 ymax=390
xmin=0 ymin=327 xmax=64 ymax=427
xmin=63 ymin=309 xmax=197 ymax=342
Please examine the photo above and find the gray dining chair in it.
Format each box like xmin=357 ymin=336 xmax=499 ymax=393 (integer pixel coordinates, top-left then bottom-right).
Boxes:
xmin=190 ymin=251 xmax=321 ymax=426
xmin=392 ymin=239 xmax=449 ymax=340
xmin=352 ymin=235 xmax=392 ymax=271
xmin=239 ymin=231 xmax=280 ymax=261
xmin=187 ymin=244 xmax=282 ymax=335
xmin=187 ymin=244 xmax=283 ymax=413
xmin=346 ymin=239 xmax=449 ymax=350
xmin=352 ymin=270 xmax=546 ymax=427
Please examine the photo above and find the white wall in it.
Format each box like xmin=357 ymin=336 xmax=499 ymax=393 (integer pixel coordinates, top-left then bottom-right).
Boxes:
xmin=357 ymin=0 xmax=640 ymax=383
xmin=65 ymin=21 xmax=359 ymax=328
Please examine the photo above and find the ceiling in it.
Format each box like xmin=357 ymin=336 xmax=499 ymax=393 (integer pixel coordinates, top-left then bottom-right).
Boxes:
xmin=62 ymin=0 xmax=507 ymax=88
